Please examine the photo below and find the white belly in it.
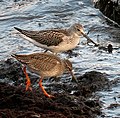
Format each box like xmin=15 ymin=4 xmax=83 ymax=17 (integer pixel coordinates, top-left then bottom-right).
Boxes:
xmin=51 ymin=37 xmax=80 ymax=53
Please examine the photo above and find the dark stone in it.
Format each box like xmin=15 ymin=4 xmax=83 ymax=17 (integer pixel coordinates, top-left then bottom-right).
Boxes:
xmin=95 ymin=0 xmax=120 ymax=25
xmin=107 ymin=44 xmax=113 ymax=53
xmin=0 ymin=58 xmax=23 ymax=81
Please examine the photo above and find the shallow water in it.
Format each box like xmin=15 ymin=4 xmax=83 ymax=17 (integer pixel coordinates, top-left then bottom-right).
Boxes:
xmin=0 ymin=0 xmax=120 ymax=117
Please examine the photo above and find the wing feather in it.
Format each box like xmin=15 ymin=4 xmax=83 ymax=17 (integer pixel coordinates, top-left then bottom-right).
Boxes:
xmin=12 ymin=53 xmax=62 ymax=71
xmin=15 ymin=27 xmax=70 ymax=46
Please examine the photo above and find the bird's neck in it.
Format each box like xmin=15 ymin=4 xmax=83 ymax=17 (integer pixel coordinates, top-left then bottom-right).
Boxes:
xmin=67 ymin=27 xmax=74 ymax=34
xmin=67 ymin=28 xmax=79 ymax=38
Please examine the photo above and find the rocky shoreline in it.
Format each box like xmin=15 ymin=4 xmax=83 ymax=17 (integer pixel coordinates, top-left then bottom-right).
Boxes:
xmin=95 ymin=0 xmax=120 ymax=26
xmin=0 ymin=58 xmax=117 ymax=118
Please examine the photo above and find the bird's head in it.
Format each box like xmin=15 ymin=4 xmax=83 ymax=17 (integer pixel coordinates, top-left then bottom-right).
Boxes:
xmin=69 ymin=23 xmax=84 ymax=36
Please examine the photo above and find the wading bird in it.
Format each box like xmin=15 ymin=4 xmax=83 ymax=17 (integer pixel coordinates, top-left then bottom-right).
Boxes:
xmin=12 ymin=53 xmax=77 ymax=98
xmin=14 ymin=23 xmax=86 ymax=54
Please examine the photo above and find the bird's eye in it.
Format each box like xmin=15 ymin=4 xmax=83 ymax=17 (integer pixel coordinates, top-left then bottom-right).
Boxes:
xmin=77 ymin=29 xmax=80 ymax=31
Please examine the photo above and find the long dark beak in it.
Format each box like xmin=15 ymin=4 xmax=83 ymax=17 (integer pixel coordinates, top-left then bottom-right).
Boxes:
xmin=69 ymin=70 xmax=78 ymax=83
xmin=81 ymin=31 xmax=99 ymax=46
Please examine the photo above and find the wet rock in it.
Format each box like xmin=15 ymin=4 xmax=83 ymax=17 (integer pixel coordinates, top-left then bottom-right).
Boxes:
xmin=107 ymin=44 xmax=113 ymax=53
xmin=77 ymin=71 xmax=109 ymax=92
xmin=0 ymin=58 xmax=39 ymax=86
xmin=95 ymin=0 xmax=120 ymax=25
xmin=0 ymin=58 xmax=23 ymax=82
xmin=0 ymin=82 xmax=102 ymax=118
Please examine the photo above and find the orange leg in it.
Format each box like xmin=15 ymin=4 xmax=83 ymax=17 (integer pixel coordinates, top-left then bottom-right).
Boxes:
xmin=39 ymin=78 xmax=54 ymax=98
xmin=23 ymin=66 xmax=32 ymax=91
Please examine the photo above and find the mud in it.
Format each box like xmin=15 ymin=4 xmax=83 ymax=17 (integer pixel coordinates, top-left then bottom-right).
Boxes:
xmin=0 ymin=58 xmax=115 ymax=118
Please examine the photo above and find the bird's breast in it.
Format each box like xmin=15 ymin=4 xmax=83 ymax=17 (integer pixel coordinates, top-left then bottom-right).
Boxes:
xmin=40 ymin=65 xmax=64 ymax=77
xmin=50 ymin=36 xmax=80 ymax=53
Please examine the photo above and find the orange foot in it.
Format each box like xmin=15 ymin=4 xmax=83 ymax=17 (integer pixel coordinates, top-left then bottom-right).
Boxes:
xmin=23 ymin=66 xmax=32 ymax=91
xmin=39 ymin=78 xmax=54 ymax=98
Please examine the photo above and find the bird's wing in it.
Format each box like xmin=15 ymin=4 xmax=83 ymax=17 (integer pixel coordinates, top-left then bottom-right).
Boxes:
xmin=14 ymin=27 xmax=69 ymax=46
xmin=12 ymin=53 xmax=61 ymax=71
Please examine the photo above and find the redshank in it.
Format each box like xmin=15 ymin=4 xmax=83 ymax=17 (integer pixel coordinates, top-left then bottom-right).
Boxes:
xmin=12 ymin=52 xmax=77 ymax=98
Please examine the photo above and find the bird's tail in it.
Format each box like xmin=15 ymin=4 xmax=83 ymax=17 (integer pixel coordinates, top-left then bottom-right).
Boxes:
xmin=11 ymin=54 xmax=29 ymax=64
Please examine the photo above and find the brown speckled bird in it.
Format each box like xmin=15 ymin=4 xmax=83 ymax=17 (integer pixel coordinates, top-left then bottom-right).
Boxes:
xmin=12 ymin=53 xmax=77 ymax=98
xmin=14 ymin=23 xmax=85 ymax=54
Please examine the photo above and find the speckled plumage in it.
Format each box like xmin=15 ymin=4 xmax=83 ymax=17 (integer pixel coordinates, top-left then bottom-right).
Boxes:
xmin=12 ymin=53 xmax=72 ymax=76
xmin=12 ymin=53 xmax=77 ymax=98
xmin=14 ymin=23 xmax=84 ymax=53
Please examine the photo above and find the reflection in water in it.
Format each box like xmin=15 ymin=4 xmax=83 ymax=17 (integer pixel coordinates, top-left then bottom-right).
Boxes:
xmin=0 ymin=0 xmax=120 ymax=117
